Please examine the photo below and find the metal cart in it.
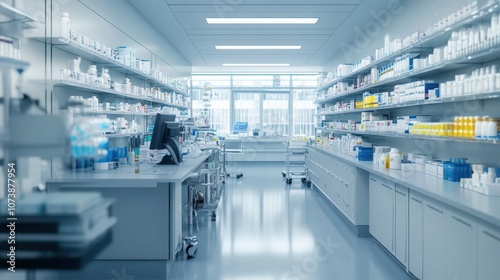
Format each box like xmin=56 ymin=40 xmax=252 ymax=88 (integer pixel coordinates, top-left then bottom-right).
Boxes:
xmin=222 ymin=138 xmax=244 ymax=179
xmin=282 ymin=139 xmax=309 ymax=184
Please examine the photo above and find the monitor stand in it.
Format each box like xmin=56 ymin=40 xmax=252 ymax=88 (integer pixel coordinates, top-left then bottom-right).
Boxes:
xmin=156 ymin=138 xmax=182 ymax=165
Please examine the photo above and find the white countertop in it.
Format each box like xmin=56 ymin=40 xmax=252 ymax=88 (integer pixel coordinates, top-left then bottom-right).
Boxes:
xmin=47 ymin=154 xmax=210 ymax=188
xmin=309 ymin=145 xmax=500 ymax=227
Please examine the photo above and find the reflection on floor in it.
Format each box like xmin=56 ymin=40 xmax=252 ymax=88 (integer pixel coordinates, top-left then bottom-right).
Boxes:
xmin=170 ymin=162 xmax=411 ymax=280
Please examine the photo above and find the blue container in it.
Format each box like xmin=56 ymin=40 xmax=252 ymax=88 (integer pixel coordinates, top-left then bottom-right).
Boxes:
xmin=358 ymin=147 xmax=374 ymax=161
xmin=117 ymin=146 xmax=127 ymax=159
xmin=443 ymin=158 xmax=472 ymax=182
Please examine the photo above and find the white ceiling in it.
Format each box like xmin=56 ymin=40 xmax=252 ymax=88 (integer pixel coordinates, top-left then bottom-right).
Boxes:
xmin=127 ymin=0 xmax=381 ymax=73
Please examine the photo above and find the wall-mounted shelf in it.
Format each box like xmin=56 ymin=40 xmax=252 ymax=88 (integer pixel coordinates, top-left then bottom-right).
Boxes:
xmin=317 ymin=128 xmax=500 ymax=145
xmin=316 ymin=91 xmax=500 ymax=116
xmin=316 ymin=1 xmax=500 ymax=93
xmin=315 ymin=44 xmax=500 ymax=104
xmin=0 ymin=55 xmax=30 ymax=70
xmin=0 ymin=2 xmax=42 ymax=29
xmin=46 ymin=80 xmax=189 ymax=110
xmin=33 ymin=37 xmax=188 ymax=96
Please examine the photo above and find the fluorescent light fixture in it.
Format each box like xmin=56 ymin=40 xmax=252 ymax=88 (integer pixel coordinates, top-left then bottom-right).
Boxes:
xmin=206 ymin=18 xmax=318 ymax=24
xmin=216 ymin=45 xmax=302 ymax=50
xmin=223 ymin=64 xmax=290 ymax=67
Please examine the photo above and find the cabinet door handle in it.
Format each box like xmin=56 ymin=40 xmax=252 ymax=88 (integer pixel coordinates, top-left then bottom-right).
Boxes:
xmin=370 ymin=178 xmax=377 ymax=182
xmin=396 ymin=190 xmax=407 ymax=197
xmin=411 ymin=197 xmax=422 ymax=204
xmin=343 ymin=198 xmax=350 ymax=204
xmin=452 ymin=215 xmax=471 ymax=228
xmin=426 ymin=204 xmax=444 ymax=214
xmin=382 ymin=184 xmax=393 ymax=191
xmin=483 ymin=230 xmax=500 ymax=242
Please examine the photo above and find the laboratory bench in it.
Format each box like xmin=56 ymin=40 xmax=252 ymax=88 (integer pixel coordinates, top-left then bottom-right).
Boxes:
xmin=46 ymin=153 xmax=211 ymax=279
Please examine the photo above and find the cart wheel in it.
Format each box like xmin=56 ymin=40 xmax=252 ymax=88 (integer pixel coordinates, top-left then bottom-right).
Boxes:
xmin=282 ymin=172 xmax=286 ymax=178
xmin=222 ymin=180 xmax=226 ymax=184
xmin=286 ymin=178 xmax=292 ymax=184
xmin=306 ymin=180 xmax=312 ymax=188
xmin=301 ymin=178 xmax=307 ymax=183
xmin=236 ymin=173 xmax=243 ymax=179
xmin=186 ymin=244 xmax=198 ymax=259
xmin=211 ymin=212 xmax=216 ymax=221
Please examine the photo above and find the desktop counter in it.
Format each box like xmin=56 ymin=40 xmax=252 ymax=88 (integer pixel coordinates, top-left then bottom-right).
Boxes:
xmin=46 ymin=153 xmax=211 ymax=279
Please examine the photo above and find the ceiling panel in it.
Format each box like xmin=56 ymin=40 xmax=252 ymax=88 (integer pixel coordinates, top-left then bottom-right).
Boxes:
xmin=193 ymin=40 xmax=325 ymax=51
xmin=128 ymin=0 xmax=380 ymax=71
xmin=166 ymin=0 xmax=362 ymax=4
xmin=168 ymin=4 xmax=357 ymax=13
xmin=188 ymin=34 xmax=330 ymax=41
xmin=198 ymin=50 xmax=317 ymax=56
xmin=185 ymin=29 xmax=336 ymax=35
xmin=174 ymin=12 xmax=351 ymax=30
xmin=201 ymin=54 xmax=313 ymax=65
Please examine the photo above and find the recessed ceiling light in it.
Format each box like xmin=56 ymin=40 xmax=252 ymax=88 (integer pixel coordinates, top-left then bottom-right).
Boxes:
xmin=222 ymin=64 xmax=291 ymax=67
xmin=216 ymin=46 xmax=302 ymax=50
xmin=206 ymin=18 xmax=318 ymax=24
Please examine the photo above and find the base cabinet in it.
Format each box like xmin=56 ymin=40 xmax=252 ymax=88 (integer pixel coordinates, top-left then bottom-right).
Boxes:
xmin=446 ymin=211 xmax=477 ymax=280
xmin=395 ymin=185 xmax=408 ymax=266
xmin=423 ymin=200 xmax=446 ymax=280
xmin=408 ymin=192 xmax=423 ymax=279
xmin=307 ymin=148 xmax=369 ymax=227
xmin=478 ymin=223 xmax=500 ymax=280
xmin=369 ymin=175 xmax=395 ymax=254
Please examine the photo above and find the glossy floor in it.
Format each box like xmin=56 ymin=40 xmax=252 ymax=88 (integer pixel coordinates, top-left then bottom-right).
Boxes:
xmin=169 ymin=162 xmax=412 ymax=280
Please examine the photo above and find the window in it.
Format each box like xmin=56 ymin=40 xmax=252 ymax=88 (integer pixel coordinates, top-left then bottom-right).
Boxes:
xmin=263 ymin=93 xmax=289 ymax=137
xmin=190 ymin=74 xmax=318 ymax=137
xmin=234 ymin=93 xmax=260 ymax=133
xmin=233 ymin=75 xmax=290 ymax=88
xmin=293 ymin=90 xmax=316 ymax=136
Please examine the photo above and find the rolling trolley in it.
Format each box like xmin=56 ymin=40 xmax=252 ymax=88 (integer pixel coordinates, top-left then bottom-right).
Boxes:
xmin=196 ymin=148 xmax=224 ymax=221
xmin=222 ymin=138 xmax=244 ymax=179
xmin=282 ymin=139 xmax=308 ymax=184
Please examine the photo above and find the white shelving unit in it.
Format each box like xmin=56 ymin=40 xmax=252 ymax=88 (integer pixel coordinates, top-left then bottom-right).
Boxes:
xmin=31 ymin=35 xmax=191 ymax=141
xmin=316 ymin=128 xmax=500 ymax=145
xmin=34 ymin=37 xmax=189 ymax=97
xmin=317 ymin=91 xmax=500 ymax=116
xmin=311 ymin=2 xmax=500 ymax=279
xmin=316 ymin=1 xmax=500 ymax=94
xmin=0 ymin=2 xmax=38 ymax=199
xmin=46 ymin=79 xmax=189 ymax=109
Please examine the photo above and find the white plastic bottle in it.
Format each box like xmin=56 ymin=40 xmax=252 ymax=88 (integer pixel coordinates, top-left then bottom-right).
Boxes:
xmin=488 ymin=118 xmax=498 ymax=139
xmin=92 ymin=96 xmax=98 ymax=111
xmin=481 ymin=116 xmax=490 ymax=139
xmin=87 ymin=65 xmax=97 ymax=85
xmin=61 ymin=13 xmax=70 ymax=38
xmin=101 ymin=68 xmax=111 ymax=88
xmin=389 ymin=148 xmax=401 ymax=170
xmin=475 ymin=117 xmax=483 ymax=139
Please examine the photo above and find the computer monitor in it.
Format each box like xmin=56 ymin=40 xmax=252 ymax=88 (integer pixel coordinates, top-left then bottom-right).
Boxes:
xmin=233 ymin=122 xmax=248 ymax=134
xmin=150 ymin=113 xmax=182 ymax=165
